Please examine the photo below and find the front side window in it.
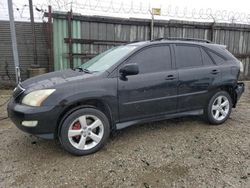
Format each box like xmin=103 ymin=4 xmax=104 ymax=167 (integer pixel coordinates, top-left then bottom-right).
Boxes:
xmin=176 ymin=45 xmax=203 ymax=68
xmin=125 ymin=45 xmax=172 ymax=74
xmin=80 ymin=46 xmax=137 ymax=72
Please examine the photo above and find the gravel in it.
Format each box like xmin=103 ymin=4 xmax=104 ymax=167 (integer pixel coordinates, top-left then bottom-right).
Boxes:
xmin=0 ymin=82 xmax=249 ymax=187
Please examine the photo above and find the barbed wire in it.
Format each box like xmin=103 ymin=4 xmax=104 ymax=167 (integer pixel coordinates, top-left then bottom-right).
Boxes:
xmin=0 ymin=0 xmax=250 ymax=24
xmin=0 ymin=2 xmax=46 ymax=21
xmin=68 ymin=0 xmax=250 ymax=24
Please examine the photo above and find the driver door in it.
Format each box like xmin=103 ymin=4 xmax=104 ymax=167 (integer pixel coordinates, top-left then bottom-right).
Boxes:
xmin=118 ymin=45 xmax=178 ymax=122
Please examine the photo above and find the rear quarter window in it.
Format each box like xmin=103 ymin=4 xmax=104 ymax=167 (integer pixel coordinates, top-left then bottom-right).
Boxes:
xmin=207 ymin=50 xmax=226 ymax=65
xmin=201 ymin=48 xmax=215 ymax=66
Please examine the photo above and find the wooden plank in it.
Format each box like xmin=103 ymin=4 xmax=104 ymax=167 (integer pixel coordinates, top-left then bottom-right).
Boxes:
xmin=64 ymin=38 xmax=127 ymax=44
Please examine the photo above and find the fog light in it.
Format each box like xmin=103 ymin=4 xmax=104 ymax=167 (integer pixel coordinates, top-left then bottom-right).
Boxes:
xmin=21 ymin=121 xmax=38 ymax=127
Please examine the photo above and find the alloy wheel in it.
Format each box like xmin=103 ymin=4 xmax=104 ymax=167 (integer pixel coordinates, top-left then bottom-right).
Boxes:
xmin=211 ymin=96 xmax=230 ymax=121
xmin=68 ymin=115 xmax=104 ymax=150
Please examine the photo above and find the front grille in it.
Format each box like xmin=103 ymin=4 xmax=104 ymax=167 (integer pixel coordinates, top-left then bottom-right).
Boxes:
xmin=13 ymin=84 xmax=25 ymax=99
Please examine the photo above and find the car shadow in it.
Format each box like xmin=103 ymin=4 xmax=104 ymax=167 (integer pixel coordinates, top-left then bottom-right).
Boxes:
xmin=11 ymin=115 xmax=206 ymax=157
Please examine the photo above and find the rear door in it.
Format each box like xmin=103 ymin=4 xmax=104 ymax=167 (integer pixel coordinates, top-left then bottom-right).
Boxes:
xmin=174 ymin=44 xmax=221 ymax=112
xmin=118 ymin=44 xmax=178 ymax=122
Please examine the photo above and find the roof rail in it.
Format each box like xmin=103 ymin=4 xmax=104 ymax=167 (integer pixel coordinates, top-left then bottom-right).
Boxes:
xmin=125 ymin=40 xmax=141 ymax=44
xmin=151 ymin=37 xmax=211 ymax=43
xmin=150 ymin=37 xmax=164 ymax=41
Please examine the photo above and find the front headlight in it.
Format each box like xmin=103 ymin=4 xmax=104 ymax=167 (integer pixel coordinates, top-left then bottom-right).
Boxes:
xmin=22 ymin=89 xmax=55 ymax=106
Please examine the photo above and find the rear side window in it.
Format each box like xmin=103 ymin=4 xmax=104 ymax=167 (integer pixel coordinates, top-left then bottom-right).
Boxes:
xmin=208 ymin=51 xmax=226 ymax=65
xmin=201 ymin=48 xmax=214 ymax=66
xmin=126 ymin=45 xmax=171 ymax=74
xmin=176 ymin=45 xmax=202 ymax=68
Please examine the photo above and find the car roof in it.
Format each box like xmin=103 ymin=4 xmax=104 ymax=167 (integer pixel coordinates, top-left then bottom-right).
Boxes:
xmin=127 ymin=39 xmax=226 ymax=51
xmin=126 ymin=39 xmax=238 ymax=62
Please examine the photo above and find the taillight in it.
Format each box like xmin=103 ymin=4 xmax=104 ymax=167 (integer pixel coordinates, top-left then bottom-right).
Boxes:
xmin=239 ymin=61 xmax=244 ymax=73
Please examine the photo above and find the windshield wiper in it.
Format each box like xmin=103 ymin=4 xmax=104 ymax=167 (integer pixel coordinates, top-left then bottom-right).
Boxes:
xmin=73 ymin=67 xmax=91 ymax=73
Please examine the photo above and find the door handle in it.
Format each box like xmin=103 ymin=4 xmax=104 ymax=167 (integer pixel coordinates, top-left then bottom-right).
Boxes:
xmin=211 ymin=69 xmax=220 ymax=74
xmin=165 ymin=75 xmax=176 ymax=80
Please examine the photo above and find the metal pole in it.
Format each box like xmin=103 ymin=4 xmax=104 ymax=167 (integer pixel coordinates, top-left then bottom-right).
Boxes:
xmin=151 ymin=14 xmax=154 ymax=40
xmin=210 ymin=15 xmax=216 ymax=42
xmin=29 ymin=0 xmax=38 ymax=67
xmin=7 ymin=0 xmax=20 ymax=84
xmin=149 ymin=10 xmax=154 ymax=40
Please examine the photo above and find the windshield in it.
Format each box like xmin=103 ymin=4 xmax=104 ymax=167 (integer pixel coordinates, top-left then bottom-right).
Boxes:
xmin=80 ymin=45 xmax=137 ymax=72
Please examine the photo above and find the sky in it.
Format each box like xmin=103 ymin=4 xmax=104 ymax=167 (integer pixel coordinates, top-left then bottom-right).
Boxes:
xmin=0 ymin=0 xmax=250 ymax=23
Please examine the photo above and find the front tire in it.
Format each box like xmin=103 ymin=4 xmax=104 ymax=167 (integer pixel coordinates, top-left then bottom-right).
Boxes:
xmin=59 ymin=108 xmax=110 ymax=156
xmin=205 ymin=91 xmax=232 ymax=125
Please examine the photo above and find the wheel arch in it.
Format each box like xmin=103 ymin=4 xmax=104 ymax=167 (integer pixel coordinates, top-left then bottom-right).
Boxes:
xmin=55 ymin=98 xmax=114 ymax=139
xmin=219 ymin=85 xmax=237 ymax=107
xmin=206 ymin=84 xmax=237 ymax=109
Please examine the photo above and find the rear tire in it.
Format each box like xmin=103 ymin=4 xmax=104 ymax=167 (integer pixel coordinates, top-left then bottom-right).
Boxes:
xmin=59 ymin=108 xmax=110 ymax=156
xmin=205 ymin=91 xmax=232 ymax=125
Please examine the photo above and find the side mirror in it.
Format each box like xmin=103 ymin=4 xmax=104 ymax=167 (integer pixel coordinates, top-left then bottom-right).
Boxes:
xmin=119 ymin=64 xmax=139 ymax=77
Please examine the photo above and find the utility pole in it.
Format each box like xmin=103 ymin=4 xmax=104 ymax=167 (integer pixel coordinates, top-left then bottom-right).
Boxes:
xmin=29 ymin=0 xmax=38 ymax=67
xmin=8 ymin=0 xmax=21 ymax=84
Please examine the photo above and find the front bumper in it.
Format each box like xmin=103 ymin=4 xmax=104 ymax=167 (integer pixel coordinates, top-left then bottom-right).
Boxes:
xmin=7 ymin=98 xmax=61 ymax=139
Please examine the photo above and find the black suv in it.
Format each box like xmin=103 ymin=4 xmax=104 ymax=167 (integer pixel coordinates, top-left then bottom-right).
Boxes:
xmin=8 ymin=39 xmax=244 ymax=155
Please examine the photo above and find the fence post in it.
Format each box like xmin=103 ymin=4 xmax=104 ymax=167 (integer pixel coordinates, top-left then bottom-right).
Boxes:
xmin=210 ymin=22 xmax=215 ymax=42
xmin=48 ymin=5 xmax=54 ymax=72
xmin=68 ymin=9 xmax=73 ymax=69
xmin=29 ymin=0 xmax=38 ymax=67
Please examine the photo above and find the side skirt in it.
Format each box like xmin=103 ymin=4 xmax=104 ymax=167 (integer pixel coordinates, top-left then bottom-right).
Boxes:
xmin=115 ymin=109 xmax=203 ymax=130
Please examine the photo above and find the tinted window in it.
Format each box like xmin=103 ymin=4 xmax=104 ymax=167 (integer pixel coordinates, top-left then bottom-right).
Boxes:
xmin=201 ymin=48 xmax=214 ymax=66
xmin=208 ymin=51 xmax=225 ymax=65
xmin=126 ymin=45 xmax=171 ymax=74
xmin=176 ymin=45 xmax=202 ymax=68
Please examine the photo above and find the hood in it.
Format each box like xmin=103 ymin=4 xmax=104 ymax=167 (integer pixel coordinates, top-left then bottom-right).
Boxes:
xmin=21 ymin=69 xmax=98 ymax=92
